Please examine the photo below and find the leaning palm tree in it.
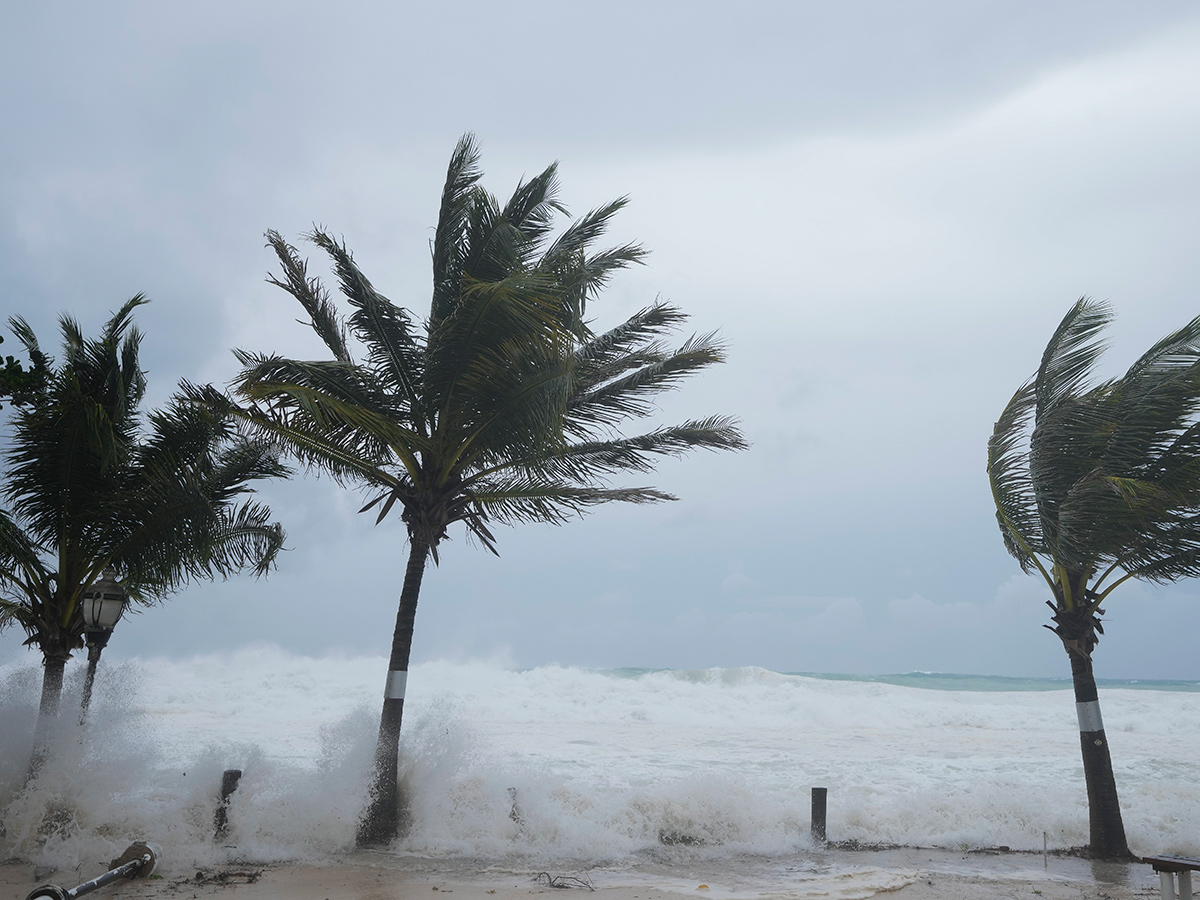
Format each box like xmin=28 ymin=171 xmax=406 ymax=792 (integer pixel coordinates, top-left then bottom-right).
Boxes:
xmin=987 ymin=298 xmax=1200 ymax=858
xmin=225 ymin=134 xmax=746 ymax=846
xmin=0 ymin=296 xmax=288 ymax=770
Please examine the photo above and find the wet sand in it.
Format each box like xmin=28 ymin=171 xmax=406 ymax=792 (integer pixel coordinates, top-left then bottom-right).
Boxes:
xmin=0 ymin=847 xmax=1164 ymax=900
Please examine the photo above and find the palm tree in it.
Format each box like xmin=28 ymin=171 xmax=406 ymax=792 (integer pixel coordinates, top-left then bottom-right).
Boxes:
xmin=0 ymin=296 xmax=288 ymax=769
xmin=225 ymin=134 xmax=746 ymax=846
xmin=987 ymin=298 xmax=1200 ymax=859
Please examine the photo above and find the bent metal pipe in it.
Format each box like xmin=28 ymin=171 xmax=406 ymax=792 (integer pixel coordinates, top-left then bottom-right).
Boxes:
xmin=25 ymin=841 xmax=161 ymax=900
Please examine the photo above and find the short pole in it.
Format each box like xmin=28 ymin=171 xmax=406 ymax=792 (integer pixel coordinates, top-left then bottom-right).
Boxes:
xmin=214 ymin=768 xmax=243 ymax=841
xmin=811 ymin=787 xmax=828 ymax=845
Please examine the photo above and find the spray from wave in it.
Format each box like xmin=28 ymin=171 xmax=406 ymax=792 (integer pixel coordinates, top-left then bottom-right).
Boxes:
xmin=2 ymin=648 xmax=1197 ymax=871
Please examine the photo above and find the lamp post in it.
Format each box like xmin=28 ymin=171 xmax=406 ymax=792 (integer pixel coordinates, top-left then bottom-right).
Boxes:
xmin=79 ymin=568 xmax=128 ymax=725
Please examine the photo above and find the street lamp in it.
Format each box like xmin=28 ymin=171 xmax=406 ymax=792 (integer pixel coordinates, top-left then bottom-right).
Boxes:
xmin=79 ymin=568 xmax=128 ymax=724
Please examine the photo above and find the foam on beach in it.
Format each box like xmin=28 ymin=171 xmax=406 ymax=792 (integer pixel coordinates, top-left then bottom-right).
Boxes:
xmin=1 ymin=648 xmax=1198 ymax=873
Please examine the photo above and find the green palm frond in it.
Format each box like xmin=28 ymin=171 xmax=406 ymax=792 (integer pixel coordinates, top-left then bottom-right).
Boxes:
xmin=1035 ymin=298 xmax=1112 ymax=414
xmin=6 ymin=315 xmax=49 ymax=370
xmin=470 ymin=476 xmax=676 ymax=526
xmin=306 ymin=230 xmax=425 ymax=410
xmin=1100 ymin=321 xmax=1200 ymax=475
xmin=500 ymin=163 xmax=566 ymax=251
xmin=988 ymin=381 xmax=1046 ymax=573
xmin=444 ymin=349 xmax=574 ymax=473
xmin=568 ymin=330 xmax=728 ymax=432
xmin=538 ymin=197 xmax=648 ymax=329
xmin=430 ymin=134 xmax=484 ymax=326
xmin=485 ymin=416 xmax=747 ymax=486
xmin=573 ymin=304 xmax=686 ymax=376
xmin=265 ymin=230 xmax=351 ymax=362
xmin=213 ymin=375 xmax=422 ymax=483
xmin=0 ymin=506 xmax=48 ymax=601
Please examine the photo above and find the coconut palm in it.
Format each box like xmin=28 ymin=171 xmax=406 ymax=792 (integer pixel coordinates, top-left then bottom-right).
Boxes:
xmin=224 ymin=134 xmax=746 ymax=846
xmin=0 ymin=297 xmax=288 ymax=769
xmin=987 ymin=298 xmax=1200 ymax=858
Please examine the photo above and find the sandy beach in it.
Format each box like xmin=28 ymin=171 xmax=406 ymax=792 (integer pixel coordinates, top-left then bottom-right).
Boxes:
xmin=0 ymin=848 xmax=1165 ymax=900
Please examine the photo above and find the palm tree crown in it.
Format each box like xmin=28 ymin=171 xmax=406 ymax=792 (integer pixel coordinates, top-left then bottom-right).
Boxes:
xmin=989 ymin=298 xmax=1200 ymax=624
xmin=231 ymin=135 xmax=744 ymax=556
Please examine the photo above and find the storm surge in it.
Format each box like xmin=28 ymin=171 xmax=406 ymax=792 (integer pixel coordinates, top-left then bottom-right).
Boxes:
xmin=1 ymin=648 xmax=1197 ymax=870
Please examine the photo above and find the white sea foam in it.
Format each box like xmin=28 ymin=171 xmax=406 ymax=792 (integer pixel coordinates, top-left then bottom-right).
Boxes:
xmin=1 ymin=647 xmax=1197 ymax=874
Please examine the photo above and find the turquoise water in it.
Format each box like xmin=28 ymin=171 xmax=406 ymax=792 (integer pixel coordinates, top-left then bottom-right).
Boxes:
xmin=605 ymin=667 xmax=1200 ymax=692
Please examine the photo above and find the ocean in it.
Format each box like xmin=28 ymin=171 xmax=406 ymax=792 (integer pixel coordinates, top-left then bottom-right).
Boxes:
xmin=1 ymin=647 xmax=1197 ymax=893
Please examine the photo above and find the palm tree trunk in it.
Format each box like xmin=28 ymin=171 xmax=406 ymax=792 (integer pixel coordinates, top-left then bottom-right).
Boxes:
xmin=29 ymin=649 xmax=69 ymax=777
xmin=356 ymin=532 xmax=430 ymax=847
xmin=1066 ymin=648 xmax=1131 ymax=859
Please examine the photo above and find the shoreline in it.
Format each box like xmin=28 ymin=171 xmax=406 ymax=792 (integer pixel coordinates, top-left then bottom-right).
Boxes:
xmin=1 ymin=846 xmax=1164 ymax=900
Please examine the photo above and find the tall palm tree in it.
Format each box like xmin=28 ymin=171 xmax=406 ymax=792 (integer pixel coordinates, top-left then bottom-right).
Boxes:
xmin=987 ymin=298 xmax=1200 ymax=859
xmin=225 ymin=134 xmax=746 ymax=846
xmin=0 ymin=296 xmax=288 ymax=768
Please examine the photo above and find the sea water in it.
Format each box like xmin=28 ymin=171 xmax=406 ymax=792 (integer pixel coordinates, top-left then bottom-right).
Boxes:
xmin=0 ymin=648 xmax=1197 ymax=892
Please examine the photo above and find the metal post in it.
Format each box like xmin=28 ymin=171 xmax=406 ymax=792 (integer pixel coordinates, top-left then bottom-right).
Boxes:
xmin=811 ymin=787 xmax=828 ymax=845
xmin=26 ymin=842 xmax=159 ymax=900
xmin=78 ymin=645 xmax=103 ymax=726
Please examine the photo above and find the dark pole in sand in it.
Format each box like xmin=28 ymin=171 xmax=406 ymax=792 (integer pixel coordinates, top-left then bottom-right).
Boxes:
xmin=214 ymin=768 xmax=243 ymax=841
xmin=811 ymin=787 xmax=828 ymax=845
xmin=78 ymin=569 xmax=129 ymax=726
xmin=26 ymin=841 xmax=160 ymax=899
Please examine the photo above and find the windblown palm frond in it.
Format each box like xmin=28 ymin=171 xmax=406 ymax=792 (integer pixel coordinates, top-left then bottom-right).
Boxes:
xmin=266 ymin=230 xmax=351 ymax=362
xmin=988 ymin=381 xmax=1045 ymax=574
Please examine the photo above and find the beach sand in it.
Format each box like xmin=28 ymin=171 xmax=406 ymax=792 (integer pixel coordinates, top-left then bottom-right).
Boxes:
xmin=0 ymin=848 xmax=1165 ymax=900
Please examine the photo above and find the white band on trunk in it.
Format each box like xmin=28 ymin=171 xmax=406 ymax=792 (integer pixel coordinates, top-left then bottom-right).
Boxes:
xmin=385 ymin=670 xmax=408 ymax=700
xmin=1076 ymin=700 xmax=1104 ymax=732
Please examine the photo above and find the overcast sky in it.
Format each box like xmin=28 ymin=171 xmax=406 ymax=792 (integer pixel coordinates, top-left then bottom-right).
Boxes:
xmin=3 ymin=2 xmax=1200 ymax=679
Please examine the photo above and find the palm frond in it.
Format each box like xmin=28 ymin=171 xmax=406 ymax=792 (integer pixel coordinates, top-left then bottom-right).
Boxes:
xmin=500 ymin=162 xmax=566 ymax=249
xmin=568 ymin=331 xmax=728 ymax=433
xmin=307 ymin=229 xmax=425 ymax=412
xmin=265 ymin=230 xmax=351 ymax=361
xmin=480 ymin=416 xmax=747 ymax=486
xmin=470 ymin=476 xmax=675 ymax=527
xmin=430 ymin=133 xmax=484 ymax=326
xmin=1034 ymin=298 xmax=1112 ymax=414
xmin=987 ymin=380 xmax=1048 ymax=575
